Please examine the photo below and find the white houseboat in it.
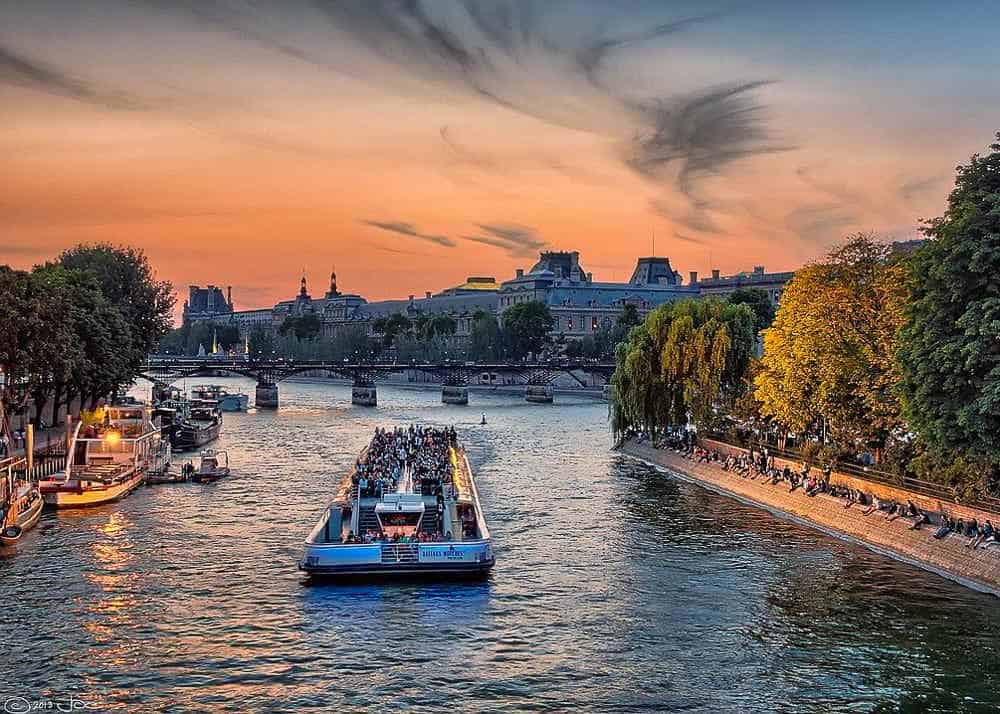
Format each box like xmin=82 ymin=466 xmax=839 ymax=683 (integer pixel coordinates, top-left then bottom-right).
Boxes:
xmin=39 ymin=406 xmax=166 ymax=508
xmin=300 ymin=426 xmax=494 ymax=578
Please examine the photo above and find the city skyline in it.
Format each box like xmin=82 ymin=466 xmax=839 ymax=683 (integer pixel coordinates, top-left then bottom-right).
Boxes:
xmin=4 ymin=1 xmax=999 ymax=316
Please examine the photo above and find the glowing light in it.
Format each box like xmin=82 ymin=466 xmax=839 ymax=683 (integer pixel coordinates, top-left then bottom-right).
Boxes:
xmin=104 ymin=431 xmax=121 ymax=447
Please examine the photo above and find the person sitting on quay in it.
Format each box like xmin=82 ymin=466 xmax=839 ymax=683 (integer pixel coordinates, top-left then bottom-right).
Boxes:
xmin=975 ymin=520 xmax=996 ymax=549
xmin=933 ymin=515 xmax=955 ymax=540
xmin=963 ymin=519 xmax=981 ymax=547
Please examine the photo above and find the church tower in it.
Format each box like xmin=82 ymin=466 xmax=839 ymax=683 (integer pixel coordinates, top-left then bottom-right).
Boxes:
xmin=326 ymin=266 xmax=340 ymax=299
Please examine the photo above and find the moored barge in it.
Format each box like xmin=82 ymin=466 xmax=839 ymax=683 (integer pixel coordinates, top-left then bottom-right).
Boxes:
xmin=300 ymin=425 xmax=494 ymax=578
xmin=38 ymin=406 xmax=166 ymax=508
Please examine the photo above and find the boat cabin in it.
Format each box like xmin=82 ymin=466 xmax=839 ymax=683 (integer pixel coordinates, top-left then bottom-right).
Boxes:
xmin=375 ymin=494 xmax=425 ymax=538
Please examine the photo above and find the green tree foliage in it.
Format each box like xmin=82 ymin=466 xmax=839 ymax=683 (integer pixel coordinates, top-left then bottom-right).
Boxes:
xmin=278 ymin=313 xmax=322 ymax=341
xmin=618 ymin=303 xmax=641 ymax=330
xmin=58 ymin=243 xmax=174 ymax=364
xmin=502 ymin=301 xmax=553 ymax=359
xmin=372 ymin=313 xmax=412 ymax=348
xmin=727 ymin=288 xmax=776 ymax=333
xmin=469 ymin=310 xmax=502 ymax=361
xmin=897 ymin=133 xmax=1000 ymax=474
xmin=610 ymin=298 xmax=755 ymax=438
xmin=1 ymin=244 xmax=173 ymax=440
xmin=754 ymin=234 xmax=908 ymax=453
xmin=248 ymin=327 xmax=276 ymax=359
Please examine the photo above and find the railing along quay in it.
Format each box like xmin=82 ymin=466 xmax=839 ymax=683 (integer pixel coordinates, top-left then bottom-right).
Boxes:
xmin=706 ymin=434 xmax=1000 ymax=516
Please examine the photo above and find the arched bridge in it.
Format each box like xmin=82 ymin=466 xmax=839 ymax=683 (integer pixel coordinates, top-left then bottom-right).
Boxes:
xmin=138 ymin=357 xmax=615 ymax=407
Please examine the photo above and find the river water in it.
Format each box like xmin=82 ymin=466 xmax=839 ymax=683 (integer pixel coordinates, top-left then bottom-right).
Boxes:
xmin=2 ymin=379 xmax=999 ymax=712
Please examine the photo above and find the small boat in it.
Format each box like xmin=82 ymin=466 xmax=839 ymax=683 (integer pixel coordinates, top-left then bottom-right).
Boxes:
xmin=174 ymin=400 xmax=223 ymax=452
xmin=146 ymin=461 xmax=189 ymax=485
xmin=192 ymin=385 xmax=249 ymax=412
xmin=191 ymin=450 xmax=230 ymax=483
xmin=300 ymin=425 xmax=494 ymax=579
xmin=38 ymin=405 xmax=162 ymax=508
xmin=1 ymin=481 xmax=43 ymax=546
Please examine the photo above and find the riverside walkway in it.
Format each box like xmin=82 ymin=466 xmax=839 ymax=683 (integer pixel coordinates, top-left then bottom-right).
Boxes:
xmin=621 ymin=439 xmax=1000 ymax=596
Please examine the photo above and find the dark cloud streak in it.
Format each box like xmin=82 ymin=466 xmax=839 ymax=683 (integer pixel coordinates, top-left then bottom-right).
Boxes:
xmin=362 ymin=220 xmax=456 ymax=247
xmin=0 ymin=45 xmax=145 ymax=110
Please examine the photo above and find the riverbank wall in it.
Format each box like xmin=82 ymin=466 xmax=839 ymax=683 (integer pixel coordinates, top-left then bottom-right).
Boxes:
xmin=620 ymin=440 xmax=1000 ymax=597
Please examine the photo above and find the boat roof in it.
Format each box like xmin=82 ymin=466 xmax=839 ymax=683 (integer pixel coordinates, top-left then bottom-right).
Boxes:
xmin=375 ymin=494 xmax=425 ymax=513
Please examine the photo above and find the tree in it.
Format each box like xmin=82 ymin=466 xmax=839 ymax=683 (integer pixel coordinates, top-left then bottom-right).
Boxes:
xmin=279 ymin=314 xmax=321 ymax=341
xmin=897 ymin=133 xmax=1000 ymax=474
xmin=754 ymin=234 xmax=908 ymax=455
xmin=0 ymin=268 xmax=73 ymax=441
xmin=618 ymin=303 xmax=641 ymax=330
xmin=248 ymin=327 xmax=275 ymax=359
xmin=373 ymin=314 xmax=412 ymax=348
xmin=610 ymin=298 xmax=755 ymax=438
xmin=469 ymin=310 xmax=502 ymax=361
xmin=502 ymin=301 xmax=553 ymax=359
xmin=728 ymin=288 xmax=776 ymax=333
xmin=58 ymin=243 xmax=174 ymax=363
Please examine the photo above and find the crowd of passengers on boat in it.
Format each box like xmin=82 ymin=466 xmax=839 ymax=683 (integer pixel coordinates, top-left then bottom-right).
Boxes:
xmin=352 ymin=425 xmax=457 ymax=499
xmin=347 ymin=425 xmax=478 ymax=543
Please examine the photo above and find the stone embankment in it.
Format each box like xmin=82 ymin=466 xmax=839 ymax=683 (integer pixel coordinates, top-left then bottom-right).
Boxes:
xmin=620 ymin=440 xmax=1000 ymax=596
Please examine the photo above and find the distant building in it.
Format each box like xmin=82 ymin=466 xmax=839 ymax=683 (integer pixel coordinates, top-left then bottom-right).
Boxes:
xmin=498 ymin=251 xmax=697 ymax=338
xmin=697 ymin=266 xmax=794 ymax=306
xmin=182 ymin=285 xmax=233 ymax=323
xmin=191 ymin=252 xmax=797 ymax=346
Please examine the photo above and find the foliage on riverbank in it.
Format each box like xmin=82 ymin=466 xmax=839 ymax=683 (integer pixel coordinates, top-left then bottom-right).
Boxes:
xmin=611 ymin=131 xmax=1000 ymax=498
xmin=0 ymin=244 xmax=173 ymax=441
xmin=610 ymin=298 xmax=755 ymax=438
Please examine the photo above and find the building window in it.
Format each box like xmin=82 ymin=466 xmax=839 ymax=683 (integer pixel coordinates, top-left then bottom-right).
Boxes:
xmin=591 ymin=316 xmax=599 ymax=331
xmin=567 ymin=317 xmax=573 ymax=331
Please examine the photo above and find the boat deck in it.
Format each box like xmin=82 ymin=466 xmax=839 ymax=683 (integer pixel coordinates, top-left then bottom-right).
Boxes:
xmin=300 ymin=426 xmax=494 ymax=578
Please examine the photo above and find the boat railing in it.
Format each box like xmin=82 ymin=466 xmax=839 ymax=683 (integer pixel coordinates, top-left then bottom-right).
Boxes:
xmin=461 ymin=449 xmax=491 ymax=541
xmin=380 ymin=542 xmax=419 ymax=564
xmin=350 ymin=481 xmax=361 ymax=536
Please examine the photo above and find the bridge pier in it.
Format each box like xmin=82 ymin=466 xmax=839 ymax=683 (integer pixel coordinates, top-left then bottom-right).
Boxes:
xmin=352 ymin=379 xmax=377 ymax=407
xmin=525 ymin=384 xmax=554 ymax=404
xmin=602 ymin=383 xmax=612 ymax=401
xmin=255 ymin=382 xmax=279 ymax=409
xmin=442 ymin=385 xmax=469 ymax=405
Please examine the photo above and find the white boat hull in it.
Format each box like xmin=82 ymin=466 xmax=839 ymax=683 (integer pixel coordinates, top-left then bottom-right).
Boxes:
xmin=41 ymin=471 xmax=145 ymax=508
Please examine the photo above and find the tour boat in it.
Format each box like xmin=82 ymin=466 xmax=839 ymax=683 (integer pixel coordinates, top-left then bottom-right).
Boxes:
xmin=299 ymin=427 xmax=495 ymax=578
xmin=1 ymin=465 xmax=43 ymax=545
xmin=191 ymin=450 xmax=230 ymax=483
xmin=191 ymin=385 xmax=249 ymax=412
xmin=38 ymin=406 xmax=163 ymax=508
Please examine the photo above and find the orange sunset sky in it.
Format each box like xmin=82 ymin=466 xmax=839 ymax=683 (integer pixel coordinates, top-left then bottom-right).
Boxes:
xmin=2 ymin=1 xmax=998 ymax=322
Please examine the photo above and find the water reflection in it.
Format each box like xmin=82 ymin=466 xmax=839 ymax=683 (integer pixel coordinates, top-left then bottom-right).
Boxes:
xmin=0 ymin=379 xmax=997 ymax=712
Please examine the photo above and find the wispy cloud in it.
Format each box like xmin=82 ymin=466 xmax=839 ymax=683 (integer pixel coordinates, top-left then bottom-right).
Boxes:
xmin=362 ymin=220 xmax=455 ymax=247
xmin=462 ymin=223 xmax=545 ymax=257
xmin=0 ymin=44 xmax=146 ymax=110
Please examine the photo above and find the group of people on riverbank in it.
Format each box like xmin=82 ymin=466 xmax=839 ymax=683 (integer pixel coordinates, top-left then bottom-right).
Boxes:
xmin=637 ymin=430 xmax=1000 ymax=552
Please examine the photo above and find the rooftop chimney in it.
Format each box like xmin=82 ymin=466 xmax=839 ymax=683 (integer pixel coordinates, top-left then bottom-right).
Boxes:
xmin=425 ymin=291 xmax=432 ymax=299
xmin=408 ymin=295 xmax=414 ymax=302
xmin=227 ymin=286 xmax=233 ymax=307
xmin=689 ymin=271 xmax=698 ymax=285
xmin=753 ymin=265 xmax=765 ymax=275
xmin=712 ymin=269 xmax=720 ymax=280
xmin=516 ymin=268 xmax=524 ymax=278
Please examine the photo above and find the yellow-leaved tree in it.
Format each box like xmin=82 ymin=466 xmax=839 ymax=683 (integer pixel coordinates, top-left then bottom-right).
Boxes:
xmin=754 ymin=234 xmax=908 ymax=458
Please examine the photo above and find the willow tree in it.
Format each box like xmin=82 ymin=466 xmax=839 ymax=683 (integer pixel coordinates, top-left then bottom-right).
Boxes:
xmin=755 ymin=234 xmax=908 ymax=455
xmin=610 ymin=298 xmax=755 ymax=439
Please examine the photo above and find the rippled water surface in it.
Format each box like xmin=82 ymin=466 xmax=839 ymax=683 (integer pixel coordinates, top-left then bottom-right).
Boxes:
xmin=3 ymin=379 xmax=1000 ymax=712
